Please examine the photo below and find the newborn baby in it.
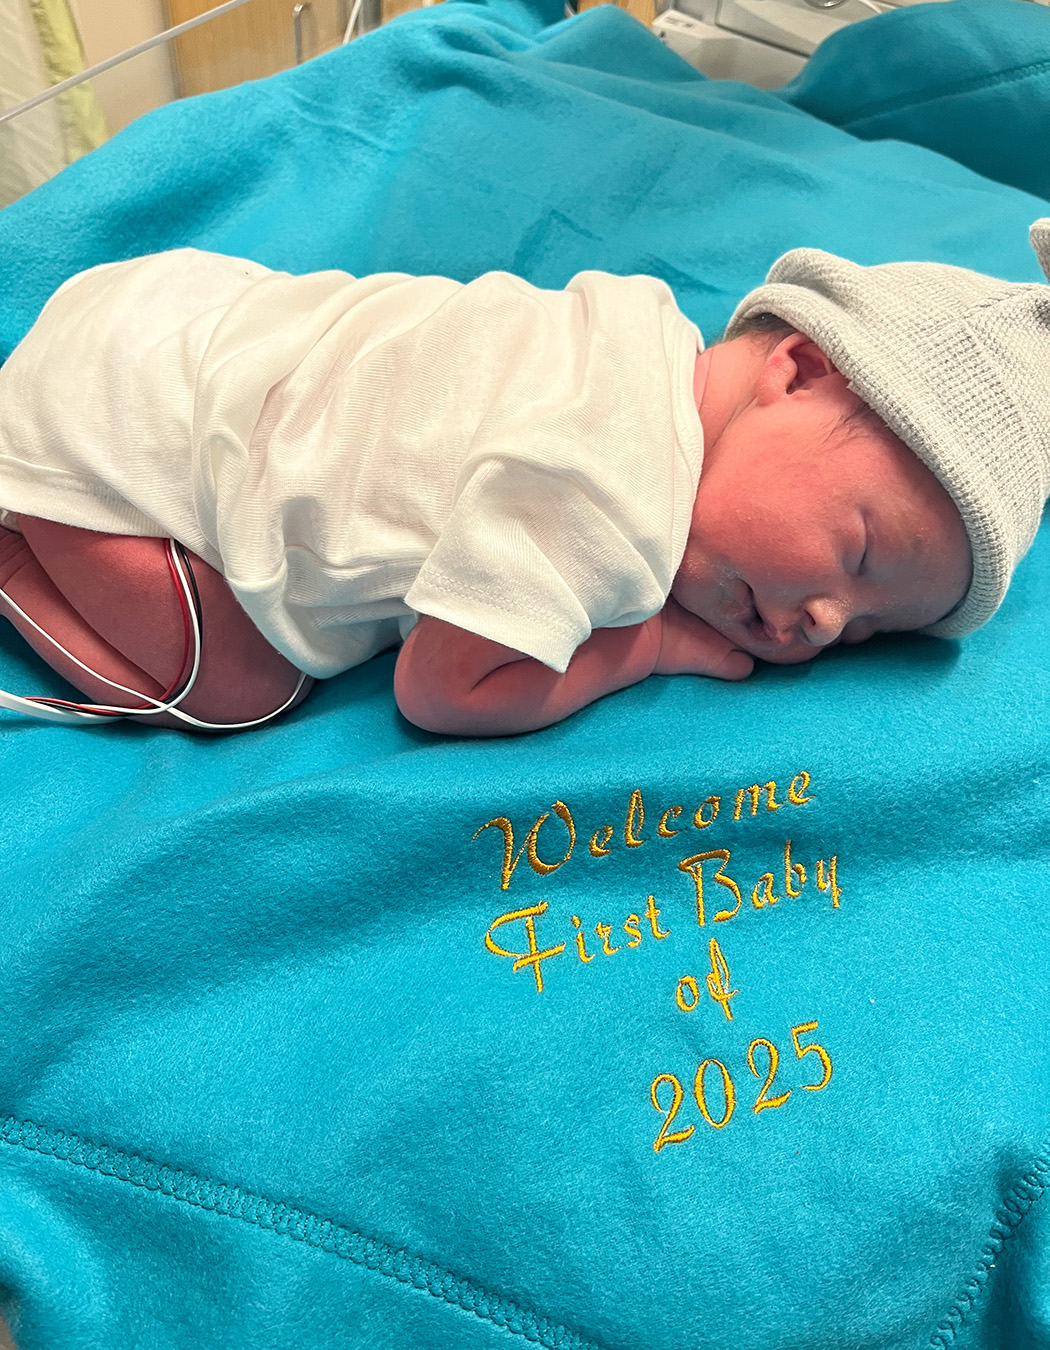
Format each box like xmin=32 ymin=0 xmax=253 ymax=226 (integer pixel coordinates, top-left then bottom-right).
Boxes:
xmin=0 ymin=225 xmax=1046 ymax=735
xmin=399 ymin=323 xmax=971 ymax=735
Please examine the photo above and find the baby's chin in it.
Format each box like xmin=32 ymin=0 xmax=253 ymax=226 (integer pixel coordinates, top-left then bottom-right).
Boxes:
xmin=748 ymin=642 xmax=827 ymax=666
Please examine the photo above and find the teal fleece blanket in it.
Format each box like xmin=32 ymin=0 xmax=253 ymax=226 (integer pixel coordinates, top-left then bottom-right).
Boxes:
xmin=0 ymin=2 xmax=1048 ymax=1347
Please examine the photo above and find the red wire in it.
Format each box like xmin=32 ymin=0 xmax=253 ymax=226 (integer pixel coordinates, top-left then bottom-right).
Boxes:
xmin=160 ymin=539 xmax=196 ymax=695
xmin=29 ymin=538 xmax=195 ymax=717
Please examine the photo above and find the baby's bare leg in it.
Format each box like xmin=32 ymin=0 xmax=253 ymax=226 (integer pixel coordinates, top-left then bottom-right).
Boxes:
xmin=0 ymin=526 xmax=174 ymax=717
xmin=0 ymin=518 xmax=311 ymax=731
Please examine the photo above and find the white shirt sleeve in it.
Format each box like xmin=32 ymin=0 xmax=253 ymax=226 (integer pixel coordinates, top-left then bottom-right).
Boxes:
xmin=405 ymin=455 xmax=680 ymax=673
xmin=403 ymin=271 xmax=704 ymax=673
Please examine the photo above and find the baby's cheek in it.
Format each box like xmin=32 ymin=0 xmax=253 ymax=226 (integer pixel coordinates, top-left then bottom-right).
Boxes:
xmin=673 ymin=538 xmax=702 ymax=584
xmin=841 ymin=618 xmax=878 ymax=645
xmin=669 ymin=566 xmax=702 ymax=615
xmin=674 ymin=533 xmax=723 ymax=596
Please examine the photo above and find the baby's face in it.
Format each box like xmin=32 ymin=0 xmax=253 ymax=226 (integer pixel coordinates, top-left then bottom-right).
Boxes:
xmin=674 ymin=345 xmax=972 ymax=665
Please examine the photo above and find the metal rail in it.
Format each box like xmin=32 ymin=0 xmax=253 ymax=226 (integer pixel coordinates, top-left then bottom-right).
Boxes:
xmin=0 ymin=0 xmax=259 ymax=129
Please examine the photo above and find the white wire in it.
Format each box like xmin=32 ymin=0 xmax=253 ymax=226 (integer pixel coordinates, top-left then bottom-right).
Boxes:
xmin=0 ymin=0 xmax=260 ymax=130
xmin=0 ymin=540 xmax=200 ymax=720
xmin=163 ymin=675 xmax=307 ymax=730
xmin=342 ymin=0 xmax=367 ymax=43
xmin=158 ymin=545 xmax=307 ymax=728
xmin=0 ymin=540 xmax=307 ymax=731
xmin=0 ymin=689 xmax=109 ymax=725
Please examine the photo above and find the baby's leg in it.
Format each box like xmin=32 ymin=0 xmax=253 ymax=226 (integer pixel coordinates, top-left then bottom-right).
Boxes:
xmin=0 ymin=519 xmax=311 ymax=731
xmin=0 ymin=526 xmax=176 ymax=719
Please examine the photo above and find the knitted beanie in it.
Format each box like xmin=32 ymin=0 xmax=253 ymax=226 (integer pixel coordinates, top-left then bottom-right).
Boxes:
xmin=724 ymin=220 xmax=1050 ymax=638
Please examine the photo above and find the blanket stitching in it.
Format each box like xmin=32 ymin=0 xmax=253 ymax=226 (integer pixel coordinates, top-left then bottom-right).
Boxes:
xmin=928 ymin=1143 xmax=1050 ymax=1346
xmin=0 ymin=1115 xmax=607 ymax=1350
xmin=830 ymin=58 xmax=1050 ymax=131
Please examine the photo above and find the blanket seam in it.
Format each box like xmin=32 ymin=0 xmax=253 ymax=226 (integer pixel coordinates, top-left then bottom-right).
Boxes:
xmin=928 ymin=1141 xmax=1050 ymax=1347
xmin=826 ymin=58 xmax=1050 ymax=131
xmin=0 ymin=1114 xmax=608 ymax=1350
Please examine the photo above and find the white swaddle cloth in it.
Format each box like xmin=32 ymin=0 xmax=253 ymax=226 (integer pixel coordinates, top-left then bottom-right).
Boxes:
xmin=0 ymin=250 xmax=703 ymax=677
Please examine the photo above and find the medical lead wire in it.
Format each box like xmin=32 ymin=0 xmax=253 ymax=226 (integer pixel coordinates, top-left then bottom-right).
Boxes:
xmin=0 ymin=539 xmax=306 ymax=730
xmin=23 ymin=537 xmax=201 ymax=720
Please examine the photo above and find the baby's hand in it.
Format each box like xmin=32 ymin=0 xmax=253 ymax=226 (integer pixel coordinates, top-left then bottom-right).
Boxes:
xmin=654 ymin=597 xmax=754 ymax=681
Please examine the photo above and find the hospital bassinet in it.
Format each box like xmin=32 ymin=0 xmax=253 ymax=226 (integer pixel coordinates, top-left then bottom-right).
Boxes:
xmin=0 ymin=1 xmax=1048 ymax=1347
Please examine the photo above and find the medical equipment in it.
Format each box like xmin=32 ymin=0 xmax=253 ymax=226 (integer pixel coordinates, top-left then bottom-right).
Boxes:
xmin=653 ymin=0 xmax=894 ymax=87
xmin=654 ymin=0 xmax=1048 ymax=87
xmin=0 ymin=537 xmax=306 ymax=729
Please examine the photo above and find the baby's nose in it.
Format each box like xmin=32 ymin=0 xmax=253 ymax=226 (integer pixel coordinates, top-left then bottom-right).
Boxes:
xmin=803 ymin=597 xmax=847 ymax=647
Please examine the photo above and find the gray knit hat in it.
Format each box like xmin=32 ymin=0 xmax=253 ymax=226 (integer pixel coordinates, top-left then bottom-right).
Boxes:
xmin=724 ymin=220 xmax=1050 ymax=638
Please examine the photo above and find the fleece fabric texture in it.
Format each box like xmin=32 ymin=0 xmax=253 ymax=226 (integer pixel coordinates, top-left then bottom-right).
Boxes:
xmin=0 ymin=1 xmax=1048 ymax=1347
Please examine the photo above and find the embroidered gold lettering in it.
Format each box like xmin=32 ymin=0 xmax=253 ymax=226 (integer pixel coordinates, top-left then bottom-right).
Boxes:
xmin=694 ymin=1058 xmax=735 ymax=1130
xmin=705 ymin=938 xmax=738 ymax=1021
xmin=595 ymin=922 xmax=620 ymax=956
xmin=815 ymin=856 xmax=842 ymax=907
xmin=678 ymin=850 xmax=742 ymax=925
xmin=625 ymin=789 xmax=646 ymax=847
xmin=571 ymin=914 xmax=595 ymax=963
xmin=747 ymin=1038 xmax=791 ymax=1114
xmin=623 ymin=914 xmax=643 ymax=947
xmin=787 ymin=771 xmax=813 ymax=805
xmin=675 ymin=975 xmax=700 ymax=1012
xmin=736 ymin=784 xmax=769 ymax=818
xmin=657 ymin=806 xmax=682 ymax=837
xmin=473 ymin=799 xmax=576 ymax=891
xmin=651 ymin=1073 xmax=695 ymax=1152
xmin=751 ymin=873 xmax=779 ymax=909
xmin=484 ymin=903 xmax=566 ymax=992
xmin=644 ymin=894 xmax=670 ymax=939
xmin=693 ymin=796 xmax=720 ymax=829
xmin=652 ymin=1015 xmax=837 ymax=1152
xmin=784 ymin=839 xmax=806 ymax=898
xmin=589 ymin=825 xmax=614 ymax=857
xmin=790 ymin=1021 xmax=833 ymax=1091
xmin=527 ymin=800 xmax=576 ymax=876
xmin=473 ymin=816 xmax=522 ymax=893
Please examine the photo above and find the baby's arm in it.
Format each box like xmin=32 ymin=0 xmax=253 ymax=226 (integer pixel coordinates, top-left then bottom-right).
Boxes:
xmin=394 ymin=599 xmax=753 ymax=736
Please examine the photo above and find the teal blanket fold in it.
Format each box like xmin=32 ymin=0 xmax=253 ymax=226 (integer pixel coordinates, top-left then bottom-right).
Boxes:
xmin=0 ymin=2 xmax=1048 ymax=1347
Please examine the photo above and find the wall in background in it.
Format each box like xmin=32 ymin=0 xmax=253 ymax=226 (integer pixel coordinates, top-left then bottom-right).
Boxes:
xmin=67 ymin=0 xmax=176 ymax=133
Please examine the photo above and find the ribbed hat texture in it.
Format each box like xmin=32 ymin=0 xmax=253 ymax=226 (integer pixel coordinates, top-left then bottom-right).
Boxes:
xmin=725 ymin=220 xmax=1050 ymax=638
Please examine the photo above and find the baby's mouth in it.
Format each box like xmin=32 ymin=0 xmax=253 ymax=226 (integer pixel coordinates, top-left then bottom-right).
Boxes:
xmin=708 ymin=581 xmax=763 ymax=653
xmin=726 ymin=587 xmax=825 ymax=664
xmin=727 ymin=583 xmax=794 ymax=653
xmin=726 ymin=580 xmax=760 ymax=635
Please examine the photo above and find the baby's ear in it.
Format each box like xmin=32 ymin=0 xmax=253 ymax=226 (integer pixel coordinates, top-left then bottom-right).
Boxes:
xmin=784 ymin=337 xmax=838 ymax=392
xmin=756 ymin=333 xmax=840 ymax=402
